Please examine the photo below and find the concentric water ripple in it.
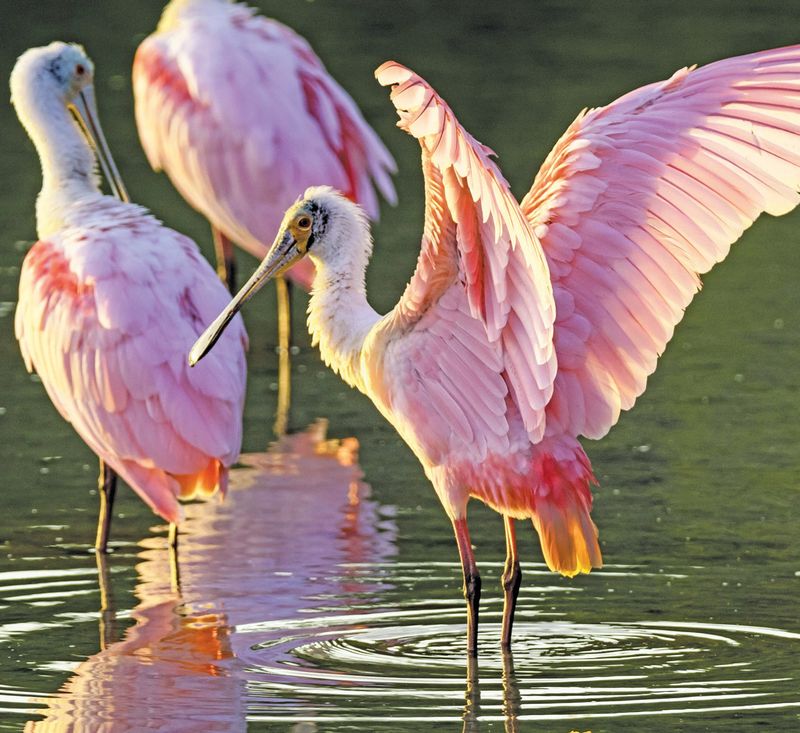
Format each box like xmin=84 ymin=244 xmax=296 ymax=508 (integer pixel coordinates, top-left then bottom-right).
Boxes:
xmin=234 ymin=600 xmax=800 ymax=725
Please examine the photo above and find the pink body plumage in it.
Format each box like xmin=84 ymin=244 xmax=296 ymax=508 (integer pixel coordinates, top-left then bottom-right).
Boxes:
xmin=16 ymin=198 xmax=248 ymax=523
xmin=372 ymin=48 xmax=800 ymax=575
xmin=132 ymin=0 xmax=396 ymax=289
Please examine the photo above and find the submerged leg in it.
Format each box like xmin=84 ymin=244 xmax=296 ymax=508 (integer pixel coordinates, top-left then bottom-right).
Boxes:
xmin=501 ymin=515 xmax=522 ymax=650
xmin=274 ymin=276 xmax=292 ymax=437
xmin=94 ymin=459 xmax=117 ymax=554
xmin=95 ymin=551 xmax=116 ymax=650
xmin=453 ymin=516 xmax=482 ymax=656
xmin=212 ymin=226 xmax=237 ymax=293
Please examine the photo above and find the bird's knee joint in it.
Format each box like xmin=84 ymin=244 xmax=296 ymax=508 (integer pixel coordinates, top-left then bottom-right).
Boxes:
xmin=501 ymin=561 xmax=521 ymax=593
xmin=463 ymin=571 xmax=482 ymax=603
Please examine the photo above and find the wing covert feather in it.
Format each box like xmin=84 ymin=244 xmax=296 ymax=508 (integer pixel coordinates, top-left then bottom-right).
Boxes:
xmin=15 ymin=219 xmax=248 ymax=514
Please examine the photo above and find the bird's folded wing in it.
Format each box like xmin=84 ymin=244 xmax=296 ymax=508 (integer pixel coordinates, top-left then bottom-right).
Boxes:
xmin=520 ymin=45 xmax=800 ymax=440
xmin=376 ymin=61 xmax=557 ymax=443
xmin=133 ymin=14 xmax=395 ymax=263
xmin=15 ymin=228 xmax=248 ymax=490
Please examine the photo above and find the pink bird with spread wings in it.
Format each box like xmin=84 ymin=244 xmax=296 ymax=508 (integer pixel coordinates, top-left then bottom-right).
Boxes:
xmin=132 ymin=0 xmax=397 ymax=361
xmin=190 ymin=46 xmax=800 ymax=654
xmin=11 ymin=43 xmax=247 ymax=552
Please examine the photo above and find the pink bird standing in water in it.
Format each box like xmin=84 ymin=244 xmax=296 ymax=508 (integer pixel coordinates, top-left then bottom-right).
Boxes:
xmin=132 ymin=0 xmax=396 ymax=360
xmin=191 ymin=46 xmax=800 ymax=654
xmin=11 ymin=43 xmax=247 ymax=552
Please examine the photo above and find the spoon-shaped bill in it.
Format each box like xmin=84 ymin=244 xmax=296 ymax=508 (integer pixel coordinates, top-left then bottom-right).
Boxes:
xmin=69 ymin=85 xmax=130 ymax=203
xmin=189 ymin=227 xmax=305 ymax=366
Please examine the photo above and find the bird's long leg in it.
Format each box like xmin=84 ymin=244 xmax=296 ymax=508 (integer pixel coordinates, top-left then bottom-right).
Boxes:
xmin=212 ymin=226 xmax=237 ymax=293
xmin=453 ymin=516 xmax=481 ymax=656
xmin=501 ymin=515 xmax=522 ymax=650
xmin=94 ymin=459 xmax=117 ymax=554
xmin=273 ymin=276 xmax=292 ymax=437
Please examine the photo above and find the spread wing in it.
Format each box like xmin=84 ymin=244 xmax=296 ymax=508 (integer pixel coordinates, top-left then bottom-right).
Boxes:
xmin=372 ymin=62 xmax=556 ymax=461
xmin=15 ymin=215 xmax=248 ymax=521
xmin=520 ymin=45 xmax=800 ymax=440
xmin=133 ymin=9 xmax=396 ymax=264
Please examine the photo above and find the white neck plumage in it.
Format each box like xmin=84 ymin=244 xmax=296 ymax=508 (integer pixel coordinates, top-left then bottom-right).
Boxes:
xmin=305 ymin=202 xmax=381 ymax=392
xmin=16 ymin=86 xmax=100 ymax=239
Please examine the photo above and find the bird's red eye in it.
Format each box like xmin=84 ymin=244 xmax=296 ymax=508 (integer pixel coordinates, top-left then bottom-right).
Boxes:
xmin=76 ymin=64 xmax=85 ymax=75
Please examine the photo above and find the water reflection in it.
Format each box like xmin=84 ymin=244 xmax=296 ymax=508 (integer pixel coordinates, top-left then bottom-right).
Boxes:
xmin=25 ymin=420 xmax=396 ymax=730
xmin=18 ymin=539 xmax=800 ymax=729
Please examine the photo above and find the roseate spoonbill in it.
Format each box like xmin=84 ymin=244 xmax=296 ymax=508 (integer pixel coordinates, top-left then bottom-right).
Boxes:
xmin=132 ymin=0 xmax=397 ymax=418
xmin=11 ymin=42 xmax=247 ymax=553
xmin=190 ymin=47 xmax=800 ymax=654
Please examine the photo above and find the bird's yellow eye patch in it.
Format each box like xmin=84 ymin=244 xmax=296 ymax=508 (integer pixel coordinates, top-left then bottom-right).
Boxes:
xmin=289 ymin=212 xmax=313 ymax=254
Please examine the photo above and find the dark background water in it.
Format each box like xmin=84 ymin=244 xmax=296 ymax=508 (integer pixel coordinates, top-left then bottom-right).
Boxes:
xmin=0 ymin=1 xmax=799 ymax=730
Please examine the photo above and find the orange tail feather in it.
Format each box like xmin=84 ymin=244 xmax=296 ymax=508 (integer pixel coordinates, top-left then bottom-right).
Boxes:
xmin=173 ymin=460 xmax=224 ymax=501
xmin=532 ymin=452 xmax=603 ymax=577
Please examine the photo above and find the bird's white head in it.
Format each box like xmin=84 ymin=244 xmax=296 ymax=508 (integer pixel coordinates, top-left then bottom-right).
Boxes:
xmin=10 ymin=42 xmax=128 ymax=232
xmin=189 ymin=186 xmax=373 ymax=366
xmin=10 ymin=42 xmax=95 ymax=112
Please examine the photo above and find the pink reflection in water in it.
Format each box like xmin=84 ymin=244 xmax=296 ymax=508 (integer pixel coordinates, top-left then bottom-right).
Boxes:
xmin=26 ymin=421 xmax=396 ymax=731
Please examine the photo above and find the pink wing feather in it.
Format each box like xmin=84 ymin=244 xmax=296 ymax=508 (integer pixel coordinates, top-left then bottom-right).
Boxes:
xmin=15 ymin=206 xmax=248 ymax=523
xmin=133 ymin=4 xmax=396 ymax=285
xmin=520 ymin=45 xmax=800 ymax=440
xmin=374 ymin=62 xmax=556 ymax=450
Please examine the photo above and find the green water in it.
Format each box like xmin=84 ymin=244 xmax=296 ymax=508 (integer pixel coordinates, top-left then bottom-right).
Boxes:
xmin=1 ymin=0 xmax=799 ymax=730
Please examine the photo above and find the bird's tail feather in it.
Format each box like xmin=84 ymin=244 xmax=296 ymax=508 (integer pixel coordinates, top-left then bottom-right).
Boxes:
xmin=531 ymin=450 xmax=602 ymax=577
xmin=174 ymin=459 xmax=226 ymax=501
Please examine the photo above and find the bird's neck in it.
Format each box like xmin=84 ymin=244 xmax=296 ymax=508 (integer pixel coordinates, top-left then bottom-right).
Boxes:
xmin=307 ymin=258 xmax=381 ymax=392
xmin=23 ymin=96 xmax=101 ymax=239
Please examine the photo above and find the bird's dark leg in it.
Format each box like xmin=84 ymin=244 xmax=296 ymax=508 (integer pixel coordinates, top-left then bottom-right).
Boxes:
xmin=212 ymin=226 xmax=237 ymax=293
xmin=274 ymin=276 xmax=292 ymax=437
xmin=94 ymin=459 xmax=117 ymax=554
xmin=453 ymin=516 xmax=481 ymax=656
xmin=501 ymin=515 xmax=522 ymax=650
